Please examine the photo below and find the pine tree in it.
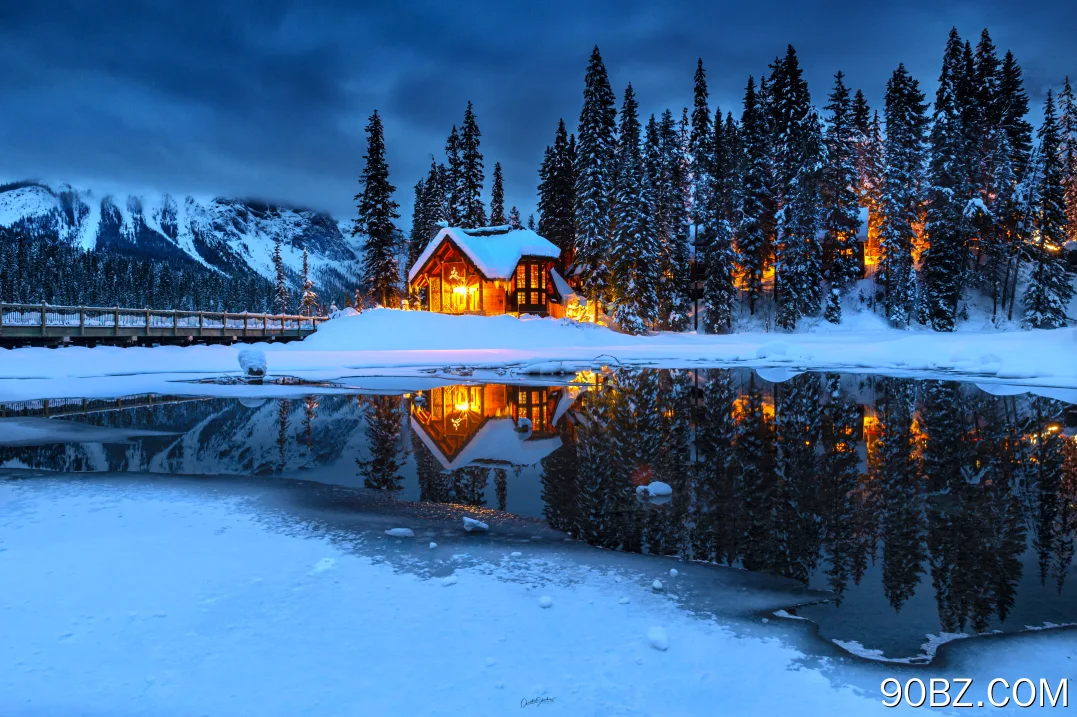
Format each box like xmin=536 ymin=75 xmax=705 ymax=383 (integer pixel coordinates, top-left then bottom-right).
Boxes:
xmin=996 ymin=50 xmax=1035 ymax=319
xmin=1024 ymin=91 xmax=1075 ymax=328
xmin=1059 ymin=76 xmax=1077 ymax=242
xmin=272 ymin=234 xmax=289 ymax=314
xmin=654 ymin=108 xmax=692 ymax=330
xmin=538 ymin=119 xmax=578 ymax=262
xmin=736 ymin=76 xmax=772 ymax=315
xmin=610 ymin=84 xmax=659 ymax=333
xmin=879 ymin=64 xmax=929 ymax=326
xmin=460 ymin=101 xmax=486 ymax=227
xmin=445 ymin=125 xmax=463 ymax=225
xmin=574 ymin=46 xmax=617 ymax=308
xmin=508 ymin=206 xmax=522 ymax=229
xmin=353 ymin=110 xmax=400 ymax=308
xmin=527 ymin=213 xmax=536 ymax=230
xmin=489 ymin=161 xmax=506 ymax=225
xmin=299 ymin=248 xmax=318 ymax=315
xmin=821 ymin=71 xmax=862 ymax=323
xmin=923 ymin=29 xmax=973 ymax=331
xmin=408 ymin=178 xmax=428 ymax=270
xmin=702 ymin=106 xmax=737 ymax=332
xmin=690 ymin=59 xmax=714 ymax=242
xmin=769 ymin=46 xmax=825 ymax=329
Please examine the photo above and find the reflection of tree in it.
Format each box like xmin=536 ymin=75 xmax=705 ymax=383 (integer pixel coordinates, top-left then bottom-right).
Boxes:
xmin=1055 ymin=437 xmax=1077 ymax=592
xmin=276 ymin=399 xmax=290 ymax=470
xmin=874 ymin=378 xmax=925 ymax=611
xmin=734 ymin=375 xmax=779 ymax=573
xmin=302 ymin=396 xmax=319 ymax=451
xmin=495 ymin=468 xmax=508 ymax=511
xmin=774 ymin=373 xmax=824 ymax=583
xmin=356 ymin=395 xmax=406 ymax=491
xmin=1025 ymin=397 xmax=1068 ymax=587
xmin=819 ymin=374 xmax=865 ymax=603
xmin=692 ymin=370 xmax=740 ymax=565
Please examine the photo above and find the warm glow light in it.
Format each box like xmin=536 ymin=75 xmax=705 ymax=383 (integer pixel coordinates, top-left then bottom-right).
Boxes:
xmin=454 ymin=401 xmax=471 ymax=413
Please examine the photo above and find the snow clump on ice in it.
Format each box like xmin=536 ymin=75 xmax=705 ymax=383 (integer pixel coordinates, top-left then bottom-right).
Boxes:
xmin=647 ymin=627 xmax=669 ymax=651
xmin=462 ymin=517 xmax=489 ymax=532
xmin=384 ymin=528 xmax=414 ymax=538
xmin=538 ymin=596 xmax=553 ymax=609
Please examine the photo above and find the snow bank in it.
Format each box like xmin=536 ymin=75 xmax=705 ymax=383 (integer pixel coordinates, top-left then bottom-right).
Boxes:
xmin=462 ymin=516 xmax=489 ymax=533
xmin=238 ymin=348 xmax=266 ymax=377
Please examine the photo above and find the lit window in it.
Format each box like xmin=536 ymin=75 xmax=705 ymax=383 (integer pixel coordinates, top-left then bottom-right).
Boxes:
xmin=516 ymin=265 xmax=526 ymax=285
xmin=530 ymin=264 xmax=539 ymax=287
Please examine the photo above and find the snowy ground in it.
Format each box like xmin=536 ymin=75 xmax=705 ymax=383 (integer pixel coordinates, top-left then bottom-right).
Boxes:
xmin=0 ymin=309 xmax=1075 ymax=402
xmin=2 ymin=474 xmax=1074 ymax=716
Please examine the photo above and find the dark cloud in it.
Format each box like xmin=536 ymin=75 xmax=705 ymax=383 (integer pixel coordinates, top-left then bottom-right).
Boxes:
xmin=1 ymin=1 xmax=1074 ymax=224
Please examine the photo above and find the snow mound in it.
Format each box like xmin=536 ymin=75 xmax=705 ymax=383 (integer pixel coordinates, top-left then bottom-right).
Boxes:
xmin=517 ymin=360 xmax=571 ymax=375
xmin=429 ymin=542 xmax=437 ymax=549
xmin=669 ymin=568 xmax=678 ymax=578
xmin=652 ymin=579 xmax=664 ymax=591
xmin=538 ymin=596 xmax=553 ymax=609
xmin=462 ymin=517 xmax=488 ymax=533
xmin=441 ymin=575 xmax=458 ymax=587
xmin=328 ymin=307 xmax=360 ymax=320
xmin=384 ymin=528 xmax=414 ymax=538
xmin=635 ymin=482 xmax=672 ymax=500
xmin=237 ymin=348 xmax=266 ymax=377
xmin=510 ymin=551 xmax=522 ymax=558
xmin=647 ymin=627 xmax=669 ymax=651
xmin=618 ymin=597 xmax=630 ymax=605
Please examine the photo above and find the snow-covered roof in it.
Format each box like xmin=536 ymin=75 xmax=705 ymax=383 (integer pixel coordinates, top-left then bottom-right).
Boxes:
xmin=1064 ymin=240 xmax=1077 ymax=252
xmin=408 ymin=226 xmax=560 ymax=283
xmin=409 ymin=415 xmax=562 ymax=471
xmin=549 ymin=267 xmax=578 ymax=302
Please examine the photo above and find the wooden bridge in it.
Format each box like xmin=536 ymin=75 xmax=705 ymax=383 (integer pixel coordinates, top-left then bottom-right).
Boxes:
xmin=0 ymin=302 xmax=328 ymax=347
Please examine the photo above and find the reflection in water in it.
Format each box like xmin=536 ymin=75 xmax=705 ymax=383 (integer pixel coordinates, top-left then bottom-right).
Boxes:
xmin=1 ymin=369 xmax=1075 ymax=653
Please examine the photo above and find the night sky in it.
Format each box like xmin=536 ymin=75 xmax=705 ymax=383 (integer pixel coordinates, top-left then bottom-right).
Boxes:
xmin=2 ymin=1 xmax=1075 ymax=227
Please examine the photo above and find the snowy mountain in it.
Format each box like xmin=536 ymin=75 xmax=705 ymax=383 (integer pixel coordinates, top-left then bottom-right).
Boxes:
xmin=0 ymin=181 xmax=361 ymax=298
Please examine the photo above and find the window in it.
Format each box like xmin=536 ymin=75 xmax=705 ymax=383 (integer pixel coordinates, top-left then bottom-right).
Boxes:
xmin=515 ymin=262 xmax=549 ymax=310
xmin=516 ymin=264 xmax=526 ymax=286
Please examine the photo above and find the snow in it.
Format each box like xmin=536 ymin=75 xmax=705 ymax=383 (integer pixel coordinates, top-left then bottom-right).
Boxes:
xmin=652 ymin=579 xmax=664 ymax=591
xmin=549 ymin=267 xmax=578 ymax=301
xmin=385 ymin=528 xmax=415 ymax=538
xmin=238 ymin=348 xmax=267 ymax=376
xmin=407 ymin=226 xmax=560 ymax=282
xmin=669 ymin=568 xmax=679 ymax=578
xmin=2 ymin=310 xmax=1077 ymax=401
xmin=3 ymin=477 xmax=1075 ymax=716
xmin=647 ymin=627 xmax=670 ymax=651
xmin=411 ymin=416 xmax=561 ymax=470
xmin=635 ymin=481 xmax=672 ymax=499
xmin=462 ymin=516 xmax=489 ymax=533
xmin=440 ymin=574 xmax=458 ymax=587
xmin=538 ymin=596 xmax=553 ymax=609
xmin=0 ymin=417 xmax=175 ymax=447
xmin=429 ymin=542 xmax=438 ymax=549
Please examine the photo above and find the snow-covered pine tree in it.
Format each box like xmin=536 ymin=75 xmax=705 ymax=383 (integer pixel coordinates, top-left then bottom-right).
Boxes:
xmin=272 ymin=234 xmax=289 ymax=314
xmin=922 ymin=29 xmax=973 ymax=331
xmin=460 ymin=101 xmax=486 ymax=228
xmin=702 ymin=106 xmax=737 ymax=332
xmin=408 ymin=178 xmax=428 ymax=269
xmin=538 ymin=119 xmax=578 ymax=263
xmin=574 ymin=46 xmax=617 ymax=310
xmin=1059 ymin=76 xmax=1077 ymax=242
xmin=1024 ymin=91 xmax=1075 ymax=328
xmin=879 ymin=64 xmax=929 ymax=326
xmin=444 ymin=125 xmax=462 ymax=225
xmin=527 ymin=214 xmax=536 ymax=230
xmin=353 ymin=109 xmax=400 ymax=308
xmin=736 ymin=76 xmax=772 ymax=315
xmin=769 ymin=46 xmax=824 ymax=329
xmin=655 ymin=108 xmax=692 ymax=331
xmin=299 ymin=248 xmax=318 ymax=315
xmin=690 ymin=59 xmax=714 ymax=247
xmin=997 ymin=50 xmax=1035 ymax=318
xmin=611 ymin=84 xmax=659 ymax=333
xmin=508 ymin=206 xmax=521 ymax=229
xmin=489 ymin=161 xmax=506 ymax=226
xmin=821 ymin=71 xmax=862 ymax=323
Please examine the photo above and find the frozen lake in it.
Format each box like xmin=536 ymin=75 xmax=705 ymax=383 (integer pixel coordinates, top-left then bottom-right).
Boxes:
xmin=2 ymin=366 xmax=1074 ymax=668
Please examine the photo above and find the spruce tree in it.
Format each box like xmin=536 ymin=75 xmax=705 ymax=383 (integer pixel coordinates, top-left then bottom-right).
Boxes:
xmin=527 ymin=214 xmax=536 ymax=230
xmin=489 ymin=161 xmax=506 ymax=225
xmin=923 ymin=29 xmax=973 ymax=331
xmin=690 ymin=59 xmax=714 ymax=242
xmin=460 ymin=101 xmax=486 ymax=227
xmin=538 ymin=119 xmax=578 ymax=260
xmin=769 ymin=46 xmax=824 ymax=329
xmin=272 ymin=234 xmax=289 ymax=314
xmin=610 ymin=84 xmax=659 ymax=333
xmin=997 ymin=50 xmax=1035 ymax=319
xmin=1059 ymin=76 xmax=1077 ymax=242
xmin=508 ymin=206 xmax=522 ymax=229
xmin=299 ymin=248 xmax=318 ymax=315
xmin=353 ymin=109 xmax=401 ymax=308
xmin=879 ymin=64 xmax=929 ymax=326
xmin=408 ymin=178 xmax=428 ymax=269
xmin=736 ymin=76 xmax=771 ymax=315
xmin=655 ymin=108 xmax=692 ymax=330
xmin=1024 ymin=91 xmax=1075 ymax=328
xmin=702 ymin=106 xmax=737 ymax=332
xmin=821 ymin=71 xmax=862 ymax=323
xmin=444 ymin=125 xmax=462 ymax=225
xmin=575 ymin=46 xmax=617 ymax=309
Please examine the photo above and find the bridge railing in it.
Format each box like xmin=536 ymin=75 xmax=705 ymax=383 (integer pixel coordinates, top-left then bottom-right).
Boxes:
xmin=0 ymin=302 xmax=328 ymax=337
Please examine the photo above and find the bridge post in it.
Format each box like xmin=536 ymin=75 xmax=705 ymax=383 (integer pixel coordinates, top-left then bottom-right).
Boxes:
xmin=198 ymin=311 xmax=203 ymax=337
xmin=173 ymin=310 xmax=178 ymax=336
xmin=41 ymin=303 xmax=47 ymax=337
xmin=145 ymin=307 xmax=151 ymax=336
xmin=79 ymin=306 xmax=85 ymax=336
xmin=0 ymin=302 xmax=4 ymax=336
xmin=114 ymin=307 xmax=120 ymax=337
xmin=243 ymin=312 xmax=248 ymax=336
xmin=263 ymin=313 xmax=268 ymax=338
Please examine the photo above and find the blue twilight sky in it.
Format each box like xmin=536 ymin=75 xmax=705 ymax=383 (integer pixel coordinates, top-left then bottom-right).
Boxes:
xmin=1 ymin=0 xmax=1075 ymax=227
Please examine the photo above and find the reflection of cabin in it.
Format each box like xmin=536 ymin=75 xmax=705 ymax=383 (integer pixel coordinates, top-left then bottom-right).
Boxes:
xmin=409 ymin=384 xmax=564 ymax=470
xmin=407 ymin=225 xmax=579 ymax=317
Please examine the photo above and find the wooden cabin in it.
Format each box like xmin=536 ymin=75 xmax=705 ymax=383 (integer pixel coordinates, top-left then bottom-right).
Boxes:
xmin=408 ymin=225 xmax=579 ymax=317
xmin=409 ymin=383 xmax=565 ymax=470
